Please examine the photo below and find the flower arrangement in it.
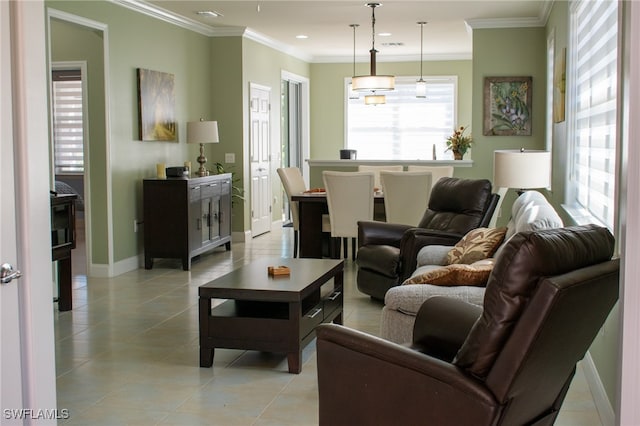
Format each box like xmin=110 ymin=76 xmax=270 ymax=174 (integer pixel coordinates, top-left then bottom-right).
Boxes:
xmin=445 ymin=125 xmax=473 ymax=159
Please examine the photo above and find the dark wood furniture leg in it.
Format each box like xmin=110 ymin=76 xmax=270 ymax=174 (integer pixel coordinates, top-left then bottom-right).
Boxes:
xmin=199 ymin=296 xmax=214 ymax=367
xmin=298 ymin=201 xmax=327 ymax=258
xmin=57 ymin=252 xmax=72 ymax=312
xmin=287 ymin=351 xmax=302 ymax=374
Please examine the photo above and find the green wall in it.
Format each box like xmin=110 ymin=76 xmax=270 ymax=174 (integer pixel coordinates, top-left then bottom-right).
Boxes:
xmin=50 ymin=19 xmax=109 ymax=264
xmin=309 ymin=60 xmax=473 ymax=160
xmin=241 ymin=38 xmax=311 ymax=225
xmin=47 ymin=0 xmax=213 ymax=265
xmin=546 ymin=0 xmax=619 ymax=406
xmin=471 ymin=26 xmax=547 ymax=225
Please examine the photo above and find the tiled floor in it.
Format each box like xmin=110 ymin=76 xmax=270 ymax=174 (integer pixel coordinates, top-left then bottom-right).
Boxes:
xmin=54 ymin=227 xmax=602 ymax=425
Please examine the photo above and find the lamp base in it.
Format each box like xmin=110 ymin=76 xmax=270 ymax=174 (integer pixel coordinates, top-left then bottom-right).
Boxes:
xmin=196 ymin=143 xmax=209 ymax=176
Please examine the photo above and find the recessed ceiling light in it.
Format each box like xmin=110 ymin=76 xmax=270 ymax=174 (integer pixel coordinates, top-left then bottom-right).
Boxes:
xmin=196 ymin=10 xmax=222 ymax=18
xmin=296 ymin=34 xmax=308 ymax=39
xmin=378 ymin=32 xmax=392 ymax=37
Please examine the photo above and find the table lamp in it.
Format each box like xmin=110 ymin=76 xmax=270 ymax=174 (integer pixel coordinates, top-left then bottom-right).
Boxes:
xmin=490 ymin=149 xmax=551 ymax=227
xmin=187 ymin=119 xmax=219 ymax=177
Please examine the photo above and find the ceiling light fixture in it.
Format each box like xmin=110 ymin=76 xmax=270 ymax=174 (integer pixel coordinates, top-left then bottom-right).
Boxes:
xmin=364 ymin=94 xmax=386 ymax=105
xmin=416 ymin=21 xmax=427 ymax=98
xmin=348 ymin=24 xmax=360 ymax=100
xmin=196 ymin=10 xmax=222 ymax=18
xmin=351 ymin=3 xmax=395 ymax=92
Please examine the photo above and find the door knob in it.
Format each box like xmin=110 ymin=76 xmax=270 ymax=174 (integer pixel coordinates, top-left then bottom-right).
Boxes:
xmin=1 ymin=263 xmax=22 ymax=284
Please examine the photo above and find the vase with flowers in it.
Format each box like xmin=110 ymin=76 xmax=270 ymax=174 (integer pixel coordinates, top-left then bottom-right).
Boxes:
xmin=445 ymin=125 xmax=473 ymax=160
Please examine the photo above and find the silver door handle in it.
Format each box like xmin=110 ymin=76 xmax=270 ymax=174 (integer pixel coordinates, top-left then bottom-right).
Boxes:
xmin=1 ymin=263 xmax=22 ymax=284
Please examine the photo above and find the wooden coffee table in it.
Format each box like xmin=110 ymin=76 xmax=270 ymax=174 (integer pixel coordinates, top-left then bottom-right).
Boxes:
xmin=198 ymin=258 xmax=344 ymax=373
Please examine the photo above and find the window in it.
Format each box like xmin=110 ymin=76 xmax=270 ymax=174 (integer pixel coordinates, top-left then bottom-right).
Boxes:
xmin=52 ymin=69 xmax=84 ymax=174
xmin=346 ymin=76 xmax=457 ymax=160
xmin=567 ymin=0 xmax=618 ymax=230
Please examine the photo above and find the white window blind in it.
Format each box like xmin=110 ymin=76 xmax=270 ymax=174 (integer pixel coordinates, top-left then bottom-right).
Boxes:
xmin=568 ymin=0 xmax=618 ymax=229
xmin=52 ymin=70 xmax=84 ymax=174
xmin=346 ymin=76 xmax=457 ymax=160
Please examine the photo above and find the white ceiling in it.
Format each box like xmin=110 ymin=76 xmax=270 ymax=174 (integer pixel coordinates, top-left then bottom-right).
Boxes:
xmin=141 ymin=0 xmax=551 ymax=62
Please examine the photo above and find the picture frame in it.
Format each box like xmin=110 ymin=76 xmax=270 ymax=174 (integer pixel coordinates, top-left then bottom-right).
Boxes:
xmin=137 ymin=68 xmax=176 ymax=141
xmin=553 ymin=48 xmax=566 ymax=123
xmin=483 ymin=76 xmax=532 ymax=136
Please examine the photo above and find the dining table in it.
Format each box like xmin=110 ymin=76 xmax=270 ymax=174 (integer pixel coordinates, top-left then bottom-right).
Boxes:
xmin=290 ymin=191 xmax=385 ymax=258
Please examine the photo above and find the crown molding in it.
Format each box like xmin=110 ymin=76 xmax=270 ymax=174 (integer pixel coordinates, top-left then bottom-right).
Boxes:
xmin=314 ymin=52 xmax=472 ymax=64
xmin=465 ymin=16 xmax=546 ymax=29
xmin=109 ymin=0 xmax=215 ymax=36
xmin=110 ymin=0 xmax=313 ymax=62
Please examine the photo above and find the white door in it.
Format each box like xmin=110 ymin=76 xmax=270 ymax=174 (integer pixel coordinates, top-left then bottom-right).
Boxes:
xmin=1 ymin=0 xmax=57 ymax=419
xmin=250 ymin=84 xmax=272 ymax=237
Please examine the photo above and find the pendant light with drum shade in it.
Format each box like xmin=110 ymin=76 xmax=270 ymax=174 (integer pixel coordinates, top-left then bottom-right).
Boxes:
xmin=416 ymin=21 xmax=427 ymax=98
xmin=352 ymin=2 xmax=394 ymax=106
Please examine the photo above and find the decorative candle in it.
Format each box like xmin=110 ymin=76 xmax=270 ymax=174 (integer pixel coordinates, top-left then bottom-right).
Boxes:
xmin=184 ymin=161 xmax=191 ymax=174
xmin=156 ymin=163 xmax=166 ymax=179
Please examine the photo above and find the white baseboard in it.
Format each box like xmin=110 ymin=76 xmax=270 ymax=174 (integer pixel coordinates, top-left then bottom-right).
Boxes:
xmin=583 ymin=351 xmax=615 ymax=426
xmin=233 ymin=230 xmax=251 ymax=242
xmin=88 ymin=255 xmax=140 ymax=277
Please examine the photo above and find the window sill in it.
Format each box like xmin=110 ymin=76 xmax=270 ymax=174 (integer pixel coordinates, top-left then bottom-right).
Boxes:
xmin=561 ymin=203 xmax=607 ymax=228
xmin=306 ymin=159 xmax=473 ymax=168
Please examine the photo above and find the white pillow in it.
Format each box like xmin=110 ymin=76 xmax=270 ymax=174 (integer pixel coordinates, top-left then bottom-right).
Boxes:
xmin=416 ymin=245 xmax=453 ymax=267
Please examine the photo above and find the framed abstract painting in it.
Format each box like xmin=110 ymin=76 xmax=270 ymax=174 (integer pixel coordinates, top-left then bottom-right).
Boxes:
xmin=137 ymin=68 xmax=176 ymax=141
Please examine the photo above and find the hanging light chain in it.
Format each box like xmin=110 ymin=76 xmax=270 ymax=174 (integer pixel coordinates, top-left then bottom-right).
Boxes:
xmin=418 ymin=21 xmax=427 ymax=79
xmin=350 ymin=24 xmax=359 ymax=77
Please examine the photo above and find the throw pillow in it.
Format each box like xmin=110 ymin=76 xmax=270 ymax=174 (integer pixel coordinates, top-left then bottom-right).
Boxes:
xmin=403 ymin=260 xmax=495 ymax=287
xmin=446 ymin=227 xmax=507 ymax=265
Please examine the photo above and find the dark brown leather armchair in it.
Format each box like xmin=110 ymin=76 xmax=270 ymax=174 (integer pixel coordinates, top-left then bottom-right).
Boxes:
xmin=317 ymin=225 xmax=619 ymax=426
xmin=357 ymin=177 xmax=499 ymax=300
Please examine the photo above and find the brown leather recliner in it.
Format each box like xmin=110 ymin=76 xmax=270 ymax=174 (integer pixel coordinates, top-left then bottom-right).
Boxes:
xmin=357 ymin=177 xmax=499 ymax=300
xmin=317 ymin=225 xmax=619 ymax=426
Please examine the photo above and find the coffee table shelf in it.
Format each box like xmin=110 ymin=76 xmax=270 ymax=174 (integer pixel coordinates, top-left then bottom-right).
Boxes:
xmin=199 ymin=258 xmax=344 ymax=373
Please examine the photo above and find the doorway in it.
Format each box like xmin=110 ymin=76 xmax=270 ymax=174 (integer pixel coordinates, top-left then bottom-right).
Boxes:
xmin=280 ymin=71 xmax=310 ymax=225
xmin=48 ymin=9 xmax=110 ymax=277
xmin=51 ymin=63 xmax=88 ymax=276
xmin=249 ymin=83 xmax=272 ymax=237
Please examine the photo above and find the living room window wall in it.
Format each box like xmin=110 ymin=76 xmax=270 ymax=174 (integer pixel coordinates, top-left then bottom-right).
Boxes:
xmin=566 ymin=0 xmax=619 ymax=231
xmin=345 ymin=76 xmax=457 ymax=160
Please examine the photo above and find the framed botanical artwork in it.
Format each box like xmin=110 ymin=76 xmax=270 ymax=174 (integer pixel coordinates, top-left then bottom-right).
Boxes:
xmin=483 ymin=76 xmax=532 ymax=136
xmin=137 ymin=68 xmax=176 ymax=141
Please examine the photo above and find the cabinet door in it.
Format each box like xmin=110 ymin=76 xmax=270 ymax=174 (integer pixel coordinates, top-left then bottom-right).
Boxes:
xmin=220 ymin=178 xmax=231 ymax=238
xmin=189 ymin=184 xmax=202 ymax=252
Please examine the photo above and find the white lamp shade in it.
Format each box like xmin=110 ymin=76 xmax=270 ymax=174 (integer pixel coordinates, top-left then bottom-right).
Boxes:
xmin=351 ymin=75 xmax=395 ymax=91
xmin=494 ymin=150 xmax=551 ymax=189
xmin=416 ymin=79 xmax=427 ymax=98
xmin=364 ymin=94 xmax=386 ymax=105
xmin=187 ymin=120 xmax=219 ymax=144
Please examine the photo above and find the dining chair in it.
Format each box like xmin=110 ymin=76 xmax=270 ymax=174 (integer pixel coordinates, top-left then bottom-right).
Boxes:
xmin=322 ymin=171 xmax=375 ymax=259
xmin=380 ymin=171 xmax=432 ymax=226
xmin=277 ymin=167 xmax=329 ymax=257
xmin=357 ymin=165 xmax=404 ymax=190
xmin=406 ymin=165 xmax=454 ymax=189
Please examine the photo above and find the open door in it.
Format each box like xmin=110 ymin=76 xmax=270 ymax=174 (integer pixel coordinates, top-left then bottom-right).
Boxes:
xmin=1 ymin=0 xmax=57 ymax=418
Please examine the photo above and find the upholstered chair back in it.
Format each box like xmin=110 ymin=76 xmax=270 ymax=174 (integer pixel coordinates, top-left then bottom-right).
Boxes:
xmin=380 ymin=171 xmax=432 ymax=226
xmin=406 ymin=165 xmax=454 ymax=189
xmin=454 ymin=225 xmax=618 ymax=425
xmin=418 ymin=177 xmax=494 ymax=233
xmin=357 ymin=165 xmax=403 ymax=189
xmin=277 ymin=167 xmax=306 ymax=230
xmin=323 ymin=171 xmax=374 ymax=239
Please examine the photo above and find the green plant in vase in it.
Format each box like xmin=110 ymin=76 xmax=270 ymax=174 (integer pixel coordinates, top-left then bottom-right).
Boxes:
xmin=213 ymin=162 xmax=245 ymax=204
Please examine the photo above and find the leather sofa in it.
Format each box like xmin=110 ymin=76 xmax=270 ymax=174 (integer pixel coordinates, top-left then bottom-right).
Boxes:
xmin=381 ymin=190 xmax=563 ymax=343
xmin=356 ymin=177 xmax=499 ymax=300
xmin=317 ymin=224 xmax=619 ymax=426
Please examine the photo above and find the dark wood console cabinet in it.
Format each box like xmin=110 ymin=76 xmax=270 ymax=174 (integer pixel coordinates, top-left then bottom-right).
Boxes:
xmin=143 ymin=174 xmax=232 ymax=270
